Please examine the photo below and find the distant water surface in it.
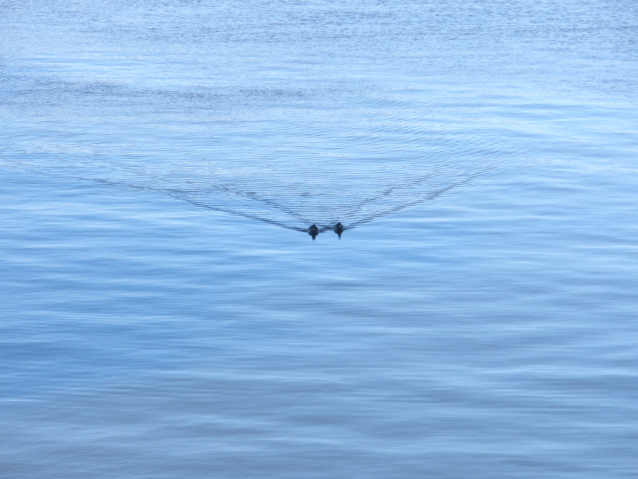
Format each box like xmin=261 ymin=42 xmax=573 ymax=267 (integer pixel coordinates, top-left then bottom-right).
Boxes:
xmin=1 ymin=0 xmax=638 ymax=477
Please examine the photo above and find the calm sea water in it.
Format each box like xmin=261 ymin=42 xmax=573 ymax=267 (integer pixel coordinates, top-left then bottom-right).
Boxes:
xmin=2 ymin=0 xmax=638 ymax=477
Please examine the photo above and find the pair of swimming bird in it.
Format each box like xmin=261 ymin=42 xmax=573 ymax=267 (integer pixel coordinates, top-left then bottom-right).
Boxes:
xmin=308 ymin=222 xmax=344 ymax=240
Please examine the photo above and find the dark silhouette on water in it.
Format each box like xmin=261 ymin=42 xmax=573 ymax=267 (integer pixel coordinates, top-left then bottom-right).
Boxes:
xmin=306 ymin=223 xmax=345 ymax=240
xmin=308 ymin=224 xmax=319 ymax=240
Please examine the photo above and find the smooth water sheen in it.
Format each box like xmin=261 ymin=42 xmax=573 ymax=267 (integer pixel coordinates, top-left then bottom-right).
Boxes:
xmin=1 ymin=1 xmax=638 ymax=477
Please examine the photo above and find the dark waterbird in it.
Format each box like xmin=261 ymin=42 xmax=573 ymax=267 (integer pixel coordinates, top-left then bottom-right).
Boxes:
xmin=307 ymin=223 xmax=345 ymax=240
xmin=308 ymin=224 xmax=319 ymax=240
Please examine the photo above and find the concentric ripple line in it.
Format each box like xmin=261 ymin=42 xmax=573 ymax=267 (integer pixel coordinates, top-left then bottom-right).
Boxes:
xmin=347 ymin=165 xmax=497 ymax=229
xmin=0 ymin=151 xmax=502 ymax=234
xmin=0 ymin=135 xmax=508 ymax=235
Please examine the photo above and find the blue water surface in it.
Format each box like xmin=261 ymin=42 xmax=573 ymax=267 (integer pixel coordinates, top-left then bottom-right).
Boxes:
xmin=1 ymin=0 xmax=638 ymax=477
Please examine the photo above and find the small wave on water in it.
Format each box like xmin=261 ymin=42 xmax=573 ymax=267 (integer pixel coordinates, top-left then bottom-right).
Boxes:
xmin=1 ymin=0 xmax=636 ymax=240
xmin=0 ymin=0 xmax=524 ymax=238
xmin=1 ymin=130 xmax=508 ymax=237
xmin=0 ymin=70 xmax=514 ymax=237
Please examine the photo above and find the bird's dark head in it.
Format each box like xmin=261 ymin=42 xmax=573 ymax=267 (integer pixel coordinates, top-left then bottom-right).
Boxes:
xmin=308 ymin=224 xmax=319 ymax=240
